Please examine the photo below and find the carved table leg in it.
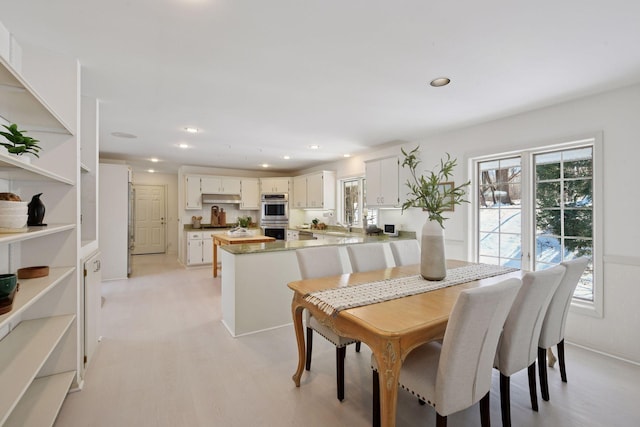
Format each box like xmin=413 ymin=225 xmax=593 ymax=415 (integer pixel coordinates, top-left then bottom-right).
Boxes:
xmin=372 ymin=339 xmax=401 ymax=427
xmin=291 ymin=299 xmax=306 ymax=387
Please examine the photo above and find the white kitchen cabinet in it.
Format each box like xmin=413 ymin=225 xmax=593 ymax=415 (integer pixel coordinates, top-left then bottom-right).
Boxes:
xmin=365 ymin=156 xmax=399 ymax=207
xmin=287 ymin=229 xmax=299 ymax=241
xmin=203 ymin=234 xmax=213 ymax=264
xmin=83 ymin=250 xmax=101 ymax=370
xmin=240 ymin=178 xmax=260 ymax=210
xmin=201 ymin=176 xmax=241 ymax=194
xmin=292 ymin=176 xmax=306 ymax=208
xmin=187 ymin=231 xmax=205 ymax=265
xmin=0 ymin=50 xmax=80 ymax=427
xmin=260 ymin=177 xmax=290 ymax=194
xmin=292 ymin=171 xmax=336 ymax=209
xmin=185 ymin=175 xmax=202 ymax=209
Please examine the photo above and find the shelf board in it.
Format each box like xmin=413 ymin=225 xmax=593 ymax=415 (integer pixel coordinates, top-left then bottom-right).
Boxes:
xmin=0 ymin=224 xmax=76 ymax=245
xmin=80 ymin=162 xmax=91 ymax=174
xmin=0 ymin=152 xmax=74 ymax=185
xmin=0 ymin=315 xmax=75 ymax=425
xmin=4 ymin=371 xmax=75 ymax=427
xmin=0 ymin=267 xmax=76 ymax=331
xmin=0 ymin=56 xmax=73 ymax=135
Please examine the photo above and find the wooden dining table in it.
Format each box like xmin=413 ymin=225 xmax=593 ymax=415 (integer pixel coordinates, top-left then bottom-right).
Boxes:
xmin=288 ymin=259 xmax=523 ymax=427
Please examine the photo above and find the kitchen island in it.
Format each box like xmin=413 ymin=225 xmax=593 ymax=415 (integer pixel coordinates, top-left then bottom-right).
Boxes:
xmin=219 ymin=231 xmax=415 ymax=336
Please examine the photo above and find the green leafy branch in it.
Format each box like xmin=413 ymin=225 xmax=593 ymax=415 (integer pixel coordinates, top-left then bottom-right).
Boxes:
xmin=0 ymin=123 xmax=41 ymax=157
xmin=400 ymin=146 xmax=470 ymax=228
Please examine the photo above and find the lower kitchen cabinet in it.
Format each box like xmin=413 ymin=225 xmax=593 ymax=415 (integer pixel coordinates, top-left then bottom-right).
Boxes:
xmin=186 ymin=231 xmax=214 ymax=265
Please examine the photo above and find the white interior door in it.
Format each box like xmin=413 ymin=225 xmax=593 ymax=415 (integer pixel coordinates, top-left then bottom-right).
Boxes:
xmin=133 ymin=185 xmax=166 ymax=254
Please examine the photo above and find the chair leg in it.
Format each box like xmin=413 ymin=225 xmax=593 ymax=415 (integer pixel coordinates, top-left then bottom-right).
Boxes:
xmin=528 ymin=362 xmax=538 ymax=411
xmin=436 ymin=414 xmax=448 ymax=427
xmin=336 ymin=346 xmax=346 ymax=401
xmin=372 ymin=370 xmax=381 ymax=427
xmin=538 ymin=346 xmax=550 ymax=401
xmin=479 ymin=392 xmax=490 ymax=427
xmin=500 ymin=373 xmax=511 ymax=427
xmin=558 ymin=339 xmax=567 ymax=382
xmin=355 ymin=341 xmax=361 ymax=352
xmin=305 ymin=327 xmax=313 ymax=371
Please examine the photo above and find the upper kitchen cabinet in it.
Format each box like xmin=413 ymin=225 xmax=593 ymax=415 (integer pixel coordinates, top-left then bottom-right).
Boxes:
xmin=201 ymin=176 xmax=241 ymax=195
xmin=366 ymin=156 xmax=399 ymax=207
xmin=185 ymin=175 xmax=202 ymax=209
xmin=240 ymin=178 xmax=260 ymax=210
xmin=292 ymin=171 xmax=336 ymax=209
xmin=260 ymin=177 xmax=290 ymax=194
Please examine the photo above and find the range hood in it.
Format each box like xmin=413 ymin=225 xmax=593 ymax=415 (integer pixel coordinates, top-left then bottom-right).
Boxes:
xmin=201 ymin=193 xmax=241 ymax=204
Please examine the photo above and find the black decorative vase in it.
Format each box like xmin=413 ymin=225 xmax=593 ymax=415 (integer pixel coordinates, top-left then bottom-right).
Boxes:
xmin=27 ymin=193 xmax=46 ymax=226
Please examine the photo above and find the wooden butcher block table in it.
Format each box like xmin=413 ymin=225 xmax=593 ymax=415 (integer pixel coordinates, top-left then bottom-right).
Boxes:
xmin=212 ymin=234 xmax=276 ymax=277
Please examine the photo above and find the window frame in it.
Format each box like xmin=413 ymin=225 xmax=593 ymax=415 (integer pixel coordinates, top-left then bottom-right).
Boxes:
xmin=470 ymin=133 xmax=603 ymax=318
xmin=338 ymin=176 xmax=367 ymax=228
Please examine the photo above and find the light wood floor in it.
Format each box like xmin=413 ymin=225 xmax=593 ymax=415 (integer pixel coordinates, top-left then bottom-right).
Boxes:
xmin=55 ymin=254 xmax=640 ymax=426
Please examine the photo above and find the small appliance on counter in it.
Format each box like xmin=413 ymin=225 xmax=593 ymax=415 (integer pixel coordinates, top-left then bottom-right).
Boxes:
xmin=383 ymin=224 xmax=399 ymax=237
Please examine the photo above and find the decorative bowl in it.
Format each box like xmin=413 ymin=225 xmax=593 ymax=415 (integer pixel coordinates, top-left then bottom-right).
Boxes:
xmin=17 ymin=266 xmax=50 ymax=279
xmin=0 ymin=273 xmax=17 ymax=299
xmin=0 ymin=201 xmax=28 ymax=214
xmin=0 ymin=214 xmax=28 ymax=229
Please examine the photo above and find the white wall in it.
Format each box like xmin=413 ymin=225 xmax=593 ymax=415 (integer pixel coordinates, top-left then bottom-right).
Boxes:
xmin=131 ymin=172 xmax=179 ymax=255
xmin=99 ymin=163 xmax=130 ymax=280
xmin=311 ymin=83 xmax=640 ymax=363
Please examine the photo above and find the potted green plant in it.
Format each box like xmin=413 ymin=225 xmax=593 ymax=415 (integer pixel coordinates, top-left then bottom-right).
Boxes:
xmin=0 ymin=123 xmax=42 ymax=160
xmin=400 ymin=146 xmax=470 ymax=280
xmin=237 ymin=216 xmax=252 ymax=228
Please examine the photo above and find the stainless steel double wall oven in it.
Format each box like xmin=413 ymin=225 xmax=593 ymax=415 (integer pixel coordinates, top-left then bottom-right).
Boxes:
xmin=260 ymin=193 xmax=288 ymax=240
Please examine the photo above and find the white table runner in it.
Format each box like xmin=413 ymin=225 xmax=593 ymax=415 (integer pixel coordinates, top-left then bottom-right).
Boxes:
xmin=304 ymin=263 xmax=518 ymax=316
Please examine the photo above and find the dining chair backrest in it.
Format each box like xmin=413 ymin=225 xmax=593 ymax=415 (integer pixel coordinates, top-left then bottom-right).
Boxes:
xmin=346 ymin=243 xmax=388 ymax=272
xmin=389 ymin=239 xmax=420 ymax=266
xmin=296 ymin=246 xmax=344 ymax=280
xmin=538 ymin=257 xmax=590 ymax=349
xmin=494 ymin=264 xmax=566 ymax=376
xmin=435 ymin=278 xmax=521 ymax=415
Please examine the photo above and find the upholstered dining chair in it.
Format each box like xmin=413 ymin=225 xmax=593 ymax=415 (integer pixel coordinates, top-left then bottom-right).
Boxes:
xmin=346 ymin=243 xmax=389 ymax=273
xmin=493 ymin=264 xmax=566 ymax=427
xmin=537 ymin=257 xmax=590 ymax=401
xmin=389 ymin=239 xmax=421 ymax=266
xmin=295 ymin=246 xmax=360 ymax=402
xmin=372 ymin=278 xmax=521 ymax=427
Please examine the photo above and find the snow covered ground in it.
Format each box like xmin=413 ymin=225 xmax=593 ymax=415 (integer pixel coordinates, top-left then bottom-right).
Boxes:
xmin=479 ymin=204 xmax=593 ymax=300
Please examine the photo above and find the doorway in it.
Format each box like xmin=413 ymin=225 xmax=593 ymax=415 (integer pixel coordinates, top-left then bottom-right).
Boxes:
xmin=133 ymin=184 xmax=166 ymax=254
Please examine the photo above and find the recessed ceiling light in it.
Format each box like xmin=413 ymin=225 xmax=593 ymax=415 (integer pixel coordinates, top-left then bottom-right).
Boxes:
xmin=343 ymin=154 xmax=351 ymax=158
xmin=150 ymin=158 xmax=159 ymax=163
xmin=148 ymin=169 xmax=155 ymax=173
xmin=430 ymin=77 xmax=451 ymax=87
xmin=283 ymin=155 xmax=291 ymax=160
xmin=184 ymin=127 xmax=199 ymax=133
xmin=309 ymin=144 xmax=320 ymax=150
xmin=179 ymin=143 xmax=189 ymax=149
xmin=111 ymin=132 xmax=137 ymax=139
xmin=261 ymin=163 xmax=269 ymax=168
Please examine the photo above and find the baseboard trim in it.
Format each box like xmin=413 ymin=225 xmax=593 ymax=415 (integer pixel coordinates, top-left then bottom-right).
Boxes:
xmin=221 ymin=320 xmax=292 ymax=338
xmin=567 ymin=340 xmax=640 ymax=366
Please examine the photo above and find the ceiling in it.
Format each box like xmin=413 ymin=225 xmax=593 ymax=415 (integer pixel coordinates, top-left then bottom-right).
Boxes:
xmin=1 ymin=1 xmax=640 ymax=174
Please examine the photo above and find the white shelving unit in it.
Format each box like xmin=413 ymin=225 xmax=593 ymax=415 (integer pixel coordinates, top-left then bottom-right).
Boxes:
xmin=0 ymin=41 xmax=80 ymax=427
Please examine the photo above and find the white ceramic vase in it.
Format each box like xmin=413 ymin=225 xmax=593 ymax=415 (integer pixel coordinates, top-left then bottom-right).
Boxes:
xmin=420 ymin=217 xmax=447 ymax=280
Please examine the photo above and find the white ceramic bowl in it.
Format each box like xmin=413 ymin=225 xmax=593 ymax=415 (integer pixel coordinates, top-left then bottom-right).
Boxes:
xmin=0 ymin=214 xmax=28 ymax=229
xmin=0 ymin=201 xmax=28 ymax=215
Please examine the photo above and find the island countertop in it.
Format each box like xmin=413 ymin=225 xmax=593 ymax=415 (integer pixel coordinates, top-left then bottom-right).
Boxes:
xmin=220 ymin=231 xmax=416 ymax=255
